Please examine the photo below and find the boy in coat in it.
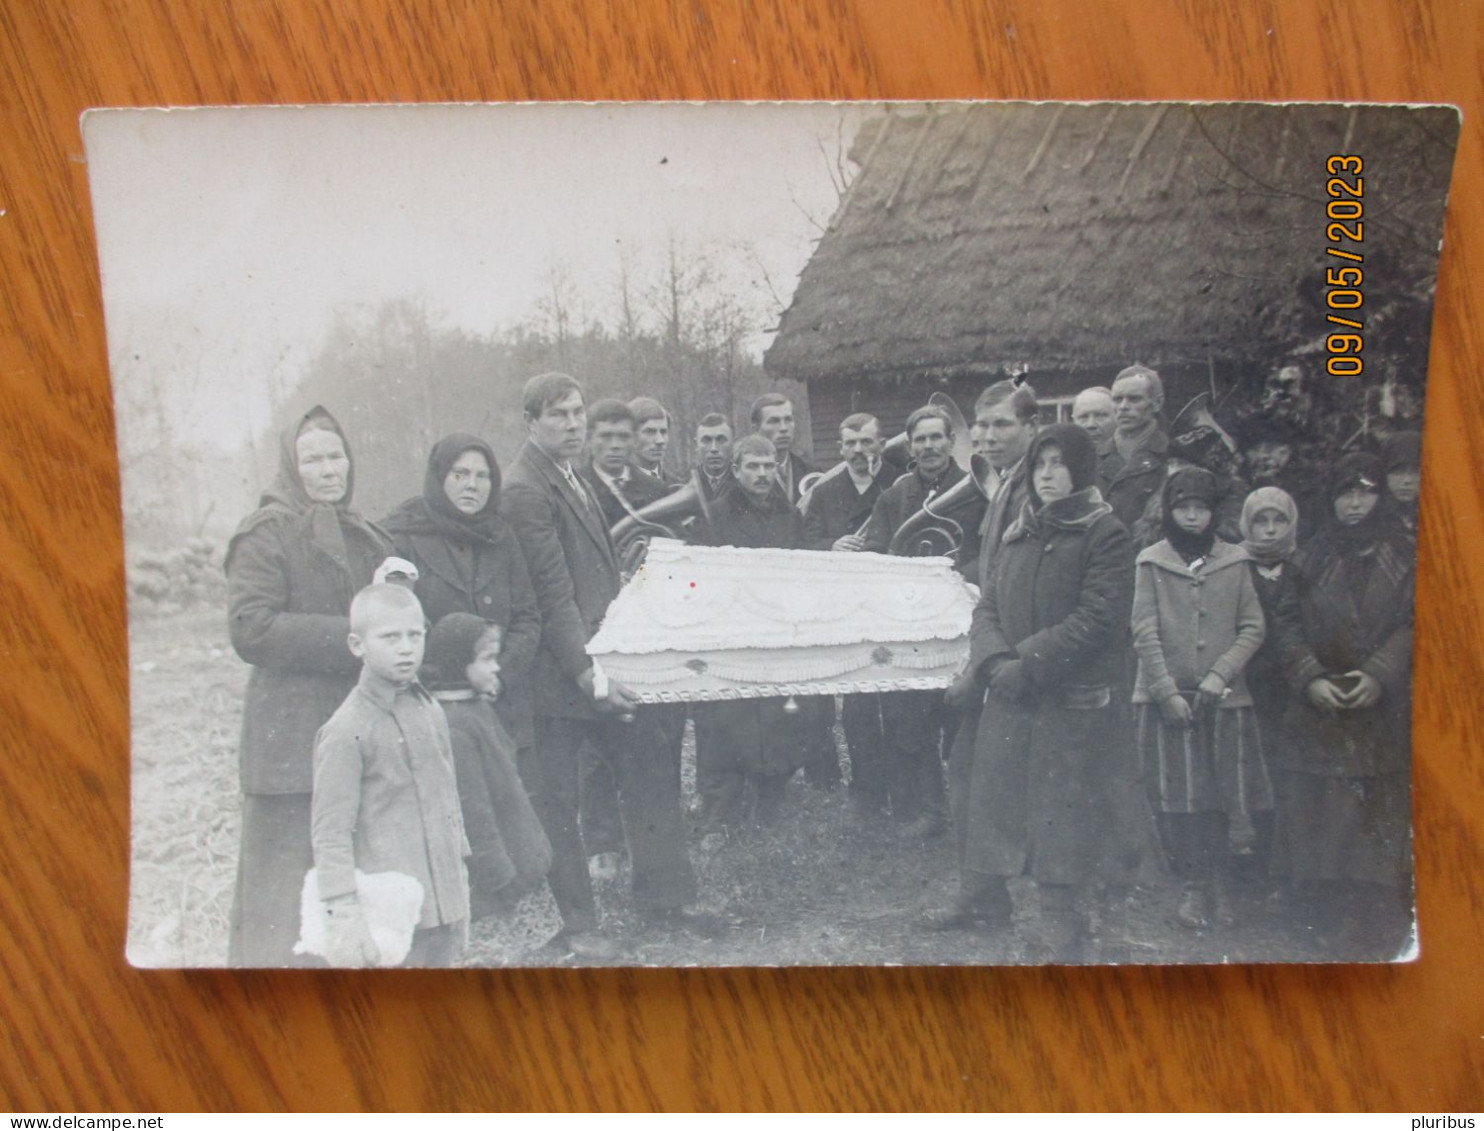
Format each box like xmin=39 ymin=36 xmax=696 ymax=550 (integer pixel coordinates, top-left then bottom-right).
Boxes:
xmin=311 ymin=584 xmax=470 ymax=968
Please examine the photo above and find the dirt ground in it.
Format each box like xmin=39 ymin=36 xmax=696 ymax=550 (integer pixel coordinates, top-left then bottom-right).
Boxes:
xmin=126 ymin=605 xmax=1401 ymax=969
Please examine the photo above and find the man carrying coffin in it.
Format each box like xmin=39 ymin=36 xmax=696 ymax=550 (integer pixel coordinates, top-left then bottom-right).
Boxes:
xmin=503 ymin=372 xmax=705 ymax=956
xmin=694 ymin=434 xmax=813 ymax=833
xmin=577 ymin=398 xmax=683 ymax=881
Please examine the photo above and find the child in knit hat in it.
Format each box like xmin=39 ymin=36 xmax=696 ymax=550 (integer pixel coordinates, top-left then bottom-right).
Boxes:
xmin=426 ymin=613 xmax=552 ymax=921
xmin=1131 ymin=467 xmax=1271 ymax=931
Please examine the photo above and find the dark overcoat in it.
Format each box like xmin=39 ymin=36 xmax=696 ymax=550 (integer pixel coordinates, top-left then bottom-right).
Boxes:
xmin=801 ymin=463 xmax=891 ymax=549
xmin=227 ymin=485 xmax=392 ymax=793
xmin=860 ymin=462 xmax=987 ymax=580
xmin=386 ymin=523 xmax=541 ymax=748
xmin=579 ymin=460 xmax=679 ymax=531
xmin=1269 ymin=524 xmax=1414 ymax=885
xmin=1274 ymin=531 xmax=1414 ymax=778
xmin=381 ymin=436 xmax=544 ymax=748
xmin=502 ymin=441 xmax=623 ymax=721
xmin=704 ymin=485 xmax=807 ymax=550
xmin=963 ymin=502 xmax=1135 ymax=884
xmin=1098 ymin=427 xmax=1169 ymax=535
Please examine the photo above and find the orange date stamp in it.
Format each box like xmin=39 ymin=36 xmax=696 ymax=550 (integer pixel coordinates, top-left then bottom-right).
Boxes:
xmin=1324 ymin=154 xmax=1364 ymax=376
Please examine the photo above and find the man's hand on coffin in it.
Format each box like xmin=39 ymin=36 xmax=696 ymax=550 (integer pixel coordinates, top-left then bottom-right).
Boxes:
xmin=605 ymin=678 xmax=639 ymax=716
xmin=832 ymin=533 xmax=866 ymax=552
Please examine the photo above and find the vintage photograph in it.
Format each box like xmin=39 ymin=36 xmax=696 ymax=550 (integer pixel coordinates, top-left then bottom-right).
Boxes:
xmin=86 ymin=101 xmax=1459 ymax=968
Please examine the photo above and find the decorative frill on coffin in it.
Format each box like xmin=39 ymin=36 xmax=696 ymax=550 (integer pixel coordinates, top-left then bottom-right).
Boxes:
xmin=586 ymin=538 xmax=975 ymax=702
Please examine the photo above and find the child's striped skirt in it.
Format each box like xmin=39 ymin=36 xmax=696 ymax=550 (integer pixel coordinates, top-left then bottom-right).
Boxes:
xmin=1136 ymin=700 xmax=1274 ymax=816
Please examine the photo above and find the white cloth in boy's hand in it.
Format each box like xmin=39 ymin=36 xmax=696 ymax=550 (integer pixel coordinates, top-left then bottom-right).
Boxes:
xmin=293 ymin=867 xmax=424 ymax=967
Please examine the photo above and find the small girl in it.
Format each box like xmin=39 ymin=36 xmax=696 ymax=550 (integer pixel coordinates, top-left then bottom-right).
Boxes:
xmin=1239 ymin=486 xmax=1302 ymax=733
xmin=426 ymin=613 xmax=552 ymax=921
xmin=1131 ymin=467 xmax=1270 ymax=929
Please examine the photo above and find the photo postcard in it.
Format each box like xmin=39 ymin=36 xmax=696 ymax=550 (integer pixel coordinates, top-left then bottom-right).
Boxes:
xmin=84 ymin=100 xmax=1460 ymax=968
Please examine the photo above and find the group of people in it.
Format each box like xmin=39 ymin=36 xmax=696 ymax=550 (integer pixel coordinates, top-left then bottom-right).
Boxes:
xmin=222 ymin=360 xmax=1421 ymax=966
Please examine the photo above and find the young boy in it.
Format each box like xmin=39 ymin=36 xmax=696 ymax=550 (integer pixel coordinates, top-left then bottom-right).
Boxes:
xmin=311 ymin=583 xmax=470 ymax=967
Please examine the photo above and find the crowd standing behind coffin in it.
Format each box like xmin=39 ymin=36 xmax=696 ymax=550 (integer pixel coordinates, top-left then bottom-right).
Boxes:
xmin=222 ymin=361 xmax=1420 ymax=966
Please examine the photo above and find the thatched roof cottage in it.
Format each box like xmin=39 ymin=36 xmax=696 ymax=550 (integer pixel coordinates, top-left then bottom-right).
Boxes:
xmin=765 ymin=102 xmax=1457 ymax=456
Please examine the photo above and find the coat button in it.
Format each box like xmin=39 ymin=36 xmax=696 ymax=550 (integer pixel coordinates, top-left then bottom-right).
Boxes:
xmin=482 ymin=595 xmax=493 ymax=605
xmin=1196 ymin=640 xmax=1206 ymax=649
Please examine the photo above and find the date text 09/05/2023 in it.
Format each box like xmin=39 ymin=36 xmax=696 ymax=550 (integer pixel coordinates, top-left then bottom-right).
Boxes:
xmin=1325 ymin=154 xmax=1365 ymax=377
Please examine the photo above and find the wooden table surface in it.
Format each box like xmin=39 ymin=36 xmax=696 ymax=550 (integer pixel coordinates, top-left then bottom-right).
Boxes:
xmin=2 ymin=0 xmax=1481 ymax=1112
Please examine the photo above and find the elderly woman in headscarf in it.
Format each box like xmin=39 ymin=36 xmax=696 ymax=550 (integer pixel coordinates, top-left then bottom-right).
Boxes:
xmin=1270 ymin=452 xmax=1415 ymax=954
xmin=925 ymin=423 xmax=1135 ymax=961
xmin=380 ymin=434 xmax=541 ymax=757
xmin=225 ymin=406 xmax=395 ymax=966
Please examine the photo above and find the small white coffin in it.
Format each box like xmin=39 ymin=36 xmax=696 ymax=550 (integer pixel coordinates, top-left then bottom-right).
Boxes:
xmin=586 ymin=538 xmax=976 ymax=703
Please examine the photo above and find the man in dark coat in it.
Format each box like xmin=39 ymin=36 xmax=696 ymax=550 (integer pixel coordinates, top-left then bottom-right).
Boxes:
xmin=805 ymin=412 xmax=903 ymax=814
xmin=861 ymin=405 xmax=988 ymax=839
xmin=579 ymin=399 xmax=676 ymax=529
xmin=801 ymin=412 xmax=894 ymax=551
xmin=1099 ymin=364 xmax=1171 ymax=533
xmin=502 ymin=372 xmax=700 ymax=957
xmin=945 ymin=380 xmax=1038 ymax=857
xmin=576 ymin=398 xmax=686 ymax=877
xmin=694 ymin=434 xmax=815 ymax=829
xmin=751 ymin=392 xmax=818 ymax=506
xmin=694 ymin=413 xmax=735 ymax=506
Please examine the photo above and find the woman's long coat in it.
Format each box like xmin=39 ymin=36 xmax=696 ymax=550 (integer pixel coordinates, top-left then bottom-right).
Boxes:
xmin=227 ymin=502 xmax=392 ymax=795
xmin=964 ymin=509 xmax=1135 ymax=885
xmin=390 ymin=525 xmax=541 ymax=749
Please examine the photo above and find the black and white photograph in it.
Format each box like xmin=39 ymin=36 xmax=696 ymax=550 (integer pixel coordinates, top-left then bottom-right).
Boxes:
xmin=86 ymin=100 xmax=1459 ymax=969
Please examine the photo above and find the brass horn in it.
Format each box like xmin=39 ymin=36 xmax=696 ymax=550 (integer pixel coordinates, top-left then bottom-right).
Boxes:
xmin=797 ymin=392 xmax=971 ymax=513
xmin=610 ymin=472 xmax=716 ymax=573
xmin=1170 ymin=391 xmax=1240 ymax=459
xmin=886 ymin=453 xmax=995 ymax=562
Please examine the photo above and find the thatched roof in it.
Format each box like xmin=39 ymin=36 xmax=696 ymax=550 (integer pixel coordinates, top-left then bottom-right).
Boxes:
xmin=766 ymin=102 xmax=1458 ymax=384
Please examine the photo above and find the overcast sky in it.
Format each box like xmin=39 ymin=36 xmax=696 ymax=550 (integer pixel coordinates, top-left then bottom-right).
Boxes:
xmin=86 ymin=102 xmax=867 ymax=450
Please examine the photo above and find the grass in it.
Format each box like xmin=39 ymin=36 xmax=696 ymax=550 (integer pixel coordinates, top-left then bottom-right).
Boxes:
xmin=126 ymin=605 xmax=1382 ymax=968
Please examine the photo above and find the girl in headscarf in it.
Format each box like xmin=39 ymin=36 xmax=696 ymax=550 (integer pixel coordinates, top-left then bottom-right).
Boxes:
xmin=1131 ymin=468 xmax=1269 ymax=930
xmin=425 ymin=613 xmax=552 ymax=923
xmin=1270 ymin=452 xmax=1415 ymax=955
xmin=925 ymin=424 xmax=1134 ymax=961
xmin=1240 ymin=486 xmax=1302 ymax=728
xmin=1380 ymin=429 xmax=1422 ymax=533
xmin=381 ymin=434 xmax=541 ymax=756
xmin=225 ymin=406 xmax=394 ymax=966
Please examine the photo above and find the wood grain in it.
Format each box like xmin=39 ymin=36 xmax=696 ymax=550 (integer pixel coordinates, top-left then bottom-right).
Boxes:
xmin=2 ymin=0 xmax=1481 ymax=1111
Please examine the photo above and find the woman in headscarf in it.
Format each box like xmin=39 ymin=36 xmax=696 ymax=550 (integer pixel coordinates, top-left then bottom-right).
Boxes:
xmin=924 ymin=423 xmax=1135 ymax=961
xmin=1131 ymin=468 xmax=1269 ymax=930
xmin=1270 ymin=452 xmax=1415 ymax=954
xmin=225 ymin=406 xmax=395 ymax=966
xmin=380 ymin=434 xmax=541 ymax=757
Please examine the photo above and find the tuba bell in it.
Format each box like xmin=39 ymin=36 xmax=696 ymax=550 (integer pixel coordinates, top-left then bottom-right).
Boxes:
xmin=886 ymin=453 xmax=996 ymax=562
xmin=609 ymin=472 xmax=717 ymax=573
